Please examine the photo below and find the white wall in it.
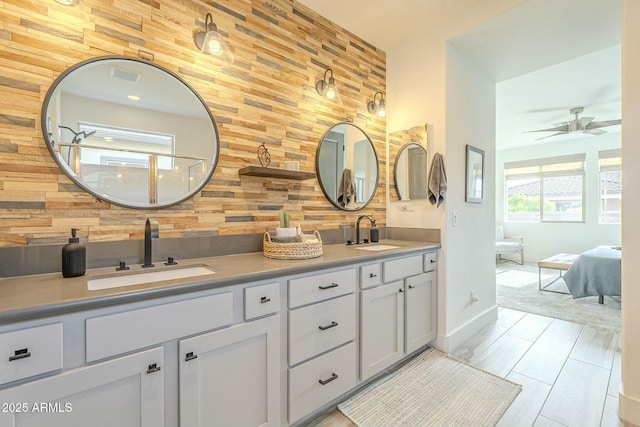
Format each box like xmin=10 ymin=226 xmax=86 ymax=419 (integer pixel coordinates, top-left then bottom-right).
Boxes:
xmin=620 ymin=0 xmax=640 ymax=423
xmin=496 ymin=133 xmax=621 ymax=261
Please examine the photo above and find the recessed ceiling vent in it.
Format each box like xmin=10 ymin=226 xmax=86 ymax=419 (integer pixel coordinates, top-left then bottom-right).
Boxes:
xmin=110 ymin=67 xmax=141 ymax=83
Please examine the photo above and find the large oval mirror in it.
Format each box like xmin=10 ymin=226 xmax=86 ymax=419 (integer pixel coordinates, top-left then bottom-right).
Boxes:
xmin=316 ymin=123 xmax=379 ymax=211
xmin=41 ymin=56 xmax=219 ymax=209
xmin=394 ymin=142 xmax=428 ymax=200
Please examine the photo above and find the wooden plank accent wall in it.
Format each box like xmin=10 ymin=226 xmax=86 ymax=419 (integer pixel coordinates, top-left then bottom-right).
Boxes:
xmin=0 ymin=0 xmax=386 ymax=247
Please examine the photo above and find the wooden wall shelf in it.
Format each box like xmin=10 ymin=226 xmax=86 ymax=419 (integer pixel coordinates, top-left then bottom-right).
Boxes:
xmin=238 ymin=166 xmax=316 ymax=180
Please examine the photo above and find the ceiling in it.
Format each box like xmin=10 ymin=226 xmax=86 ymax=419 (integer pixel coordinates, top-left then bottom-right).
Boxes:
xmin=297 ymin=0 xmax=622 ymax=149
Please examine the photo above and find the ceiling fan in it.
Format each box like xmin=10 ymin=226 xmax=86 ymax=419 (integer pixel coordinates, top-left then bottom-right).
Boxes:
xmin=527 ymin=107 xmax=621 ymax=140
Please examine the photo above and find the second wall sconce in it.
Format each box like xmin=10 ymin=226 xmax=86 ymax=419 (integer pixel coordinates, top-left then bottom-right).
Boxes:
xmin=367 ymin=91 xmax=386 ymax=118
xmin=316 ymin=68 xmax=339 ymax=100
xmin=195 ymin=13 xmax=235 ymax=64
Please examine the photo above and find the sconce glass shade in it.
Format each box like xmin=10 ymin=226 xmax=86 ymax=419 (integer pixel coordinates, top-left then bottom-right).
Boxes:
xmin=316 ymin=69 xmax=340 ymax=100
xmin=367 ymin=91 xmax=386 ymax=118
xmin=195 ymin=13 xmax=235 ymax=64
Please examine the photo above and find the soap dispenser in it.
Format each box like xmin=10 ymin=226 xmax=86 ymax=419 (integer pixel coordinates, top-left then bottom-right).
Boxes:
xmin=62 ymin=228 xmax=86 ymax=278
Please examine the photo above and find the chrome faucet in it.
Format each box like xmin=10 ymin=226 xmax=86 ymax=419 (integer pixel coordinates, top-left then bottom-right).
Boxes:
xmin=143 ymin=218 xmax=159 ymax=268
xmin=355 ymin=215 xmax=376 ymax=245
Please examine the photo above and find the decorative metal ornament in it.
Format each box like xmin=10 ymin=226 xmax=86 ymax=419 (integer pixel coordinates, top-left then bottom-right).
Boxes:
xmin=258 ymin=143 xmax=271 ymax=167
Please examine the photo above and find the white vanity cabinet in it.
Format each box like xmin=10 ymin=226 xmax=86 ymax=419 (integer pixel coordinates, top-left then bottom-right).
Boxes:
xmin=360 ymin=252 xmax=438 ymax=381
xmin=179 ymin=314 xmax=280 ymax=427
xmin=0 ymin=346 xmax=164 ymax=427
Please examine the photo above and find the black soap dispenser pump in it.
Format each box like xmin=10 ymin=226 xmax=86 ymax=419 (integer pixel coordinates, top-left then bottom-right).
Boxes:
xmin=62 ymin=228 xmax=86 ymax=278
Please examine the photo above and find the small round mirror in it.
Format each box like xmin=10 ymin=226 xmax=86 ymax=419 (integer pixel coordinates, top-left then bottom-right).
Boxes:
xmin=41 ymin=56 xmax=219 ymax=209
xmin=394 ymin=143 xmax=429 ymax=200
xmin=316 ymin=123 xmax=379 ymax=211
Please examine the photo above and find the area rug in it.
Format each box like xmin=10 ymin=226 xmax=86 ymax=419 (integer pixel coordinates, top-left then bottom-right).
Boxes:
xmin=496 ymin=269 xmax=553 ymax=288
xmin=496 ymin=262 xmax=621 ymax=331
xmin=337 ymin=348 xmax=521 ymax=427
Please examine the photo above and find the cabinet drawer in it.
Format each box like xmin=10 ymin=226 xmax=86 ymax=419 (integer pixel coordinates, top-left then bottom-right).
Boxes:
xmin=288 ymin=342 xmax=357 ymax=424
xmin=289 ymin=269 xmax=356 ymax=308
xmin=289 ymin=294 xmax=356 ymax=366
xmin=360 ymin=263 xmax=381 ymax=289
xmin=244 ymin=282 xmax=280 ymax=320
xmin=0 ymin=323 xmax=63 ymax=385
xmin=86 ymin=292 xmax=233 ymax=362
xmin=424 ymin=252 xmax=438 ymax=271
xmin=383 ymin=255 xmax=422 ymax=283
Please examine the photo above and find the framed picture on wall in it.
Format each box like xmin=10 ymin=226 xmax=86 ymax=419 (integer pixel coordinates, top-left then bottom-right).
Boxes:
xmin=465 ymin=145 xmax=484 ymax=203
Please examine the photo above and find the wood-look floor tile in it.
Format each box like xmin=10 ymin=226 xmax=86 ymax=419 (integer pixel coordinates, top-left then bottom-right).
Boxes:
xmin=608 ymin=334 xmax=622 ymax=397
xmin=533 ymin=415 xmax=568 ymax=427
xmin=570 ymin=326 xmax=617 ymax=369
xmin=307 ymin=410 xmax=354 ymax=427
xmin=544 ymin=318 xmax=584 ymax=342
xmin=512 ymin=334 xmax=576 ymax=385
xmin=540 ymin=358 xmax=610 ymax=427
xmin=452 ymin=323 xmax=508 ymax=362
xmin=507 ymin=313 xmax=554 ymax=342
xmin=496 ymin=371 xmax=552 ymax=427
xmin=601 ymin=395 xmax=624 ymax=427
xmin=497 ymin=307 xmax=527 ymax=329
xmin=471 ymin=333 xmax=533 ymax=377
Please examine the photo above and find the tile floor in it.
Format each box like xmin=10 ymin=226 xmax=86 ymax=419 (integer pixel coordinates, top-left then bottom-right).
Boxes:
xmin=311 ymin=308 xmax=622 ymax=427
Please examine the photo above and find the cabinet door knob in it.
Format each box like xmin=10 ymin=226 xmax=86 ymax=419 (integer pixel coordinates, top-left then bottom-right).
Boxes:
xmin=319 ymin=321 xmax=339 ymax=331
xmin=319 ymin=283 xmax=338 ymax=290
xmin=146 ymin=363 xmax=161 ymax=374
xmin=430 ymin=259 xmax=436 ymax=263
xmin=185 ymin=352 xmax=198 ymax=362
xmin=399 ymin=288 xmax=404 ymax=293
xmin=319 ymin=373 xmax=338 ymax=385
xmin=260 ymin=296 xmax=271 ymax=304
xmin=369 ymin=273 xmax=377 ymax=278
xmin=408 ymin=285 xmax=415 ymax=289
xmin=8 ymin=348 xmax=31 ymax=362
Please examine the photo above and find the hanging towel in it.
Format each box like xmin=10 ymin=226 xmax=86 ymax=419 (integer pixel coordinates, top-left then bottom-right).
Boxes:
xmin=337 ymin=168 xmax=356 ymax=208
xmin=427 ymin=153 xmax=447 ymax=207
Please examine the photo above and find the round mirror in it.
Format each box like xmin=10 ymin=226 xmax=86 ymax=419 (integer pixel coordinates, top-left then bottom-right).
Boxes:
xmin=394 ymin=142 xmax=428 ymax=200
xmin=316 ymin=123 xmax=379 ymax=211
xmin=41 ymin=56 xmax=219 ymax=209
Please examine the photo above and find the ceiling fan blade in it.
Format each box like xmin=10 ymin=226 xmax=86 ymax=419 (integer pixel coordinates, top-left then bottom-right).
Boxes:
xmin=535 ymin=131 xmax=568 ymax=141
xmin=584 ymin=128 xmax=607 ymax=136
xmin=524 ymin=124 xmax=569 ymax=133
xmin=578 ymin=117 xmax=595 ymax=128
xmin=585 ymin=119 xmax=622 ymax=129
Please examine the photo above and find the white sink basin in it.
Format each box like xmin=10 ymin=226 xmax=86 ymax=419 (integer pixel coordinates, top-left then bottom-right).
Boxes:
xmin=88 ymin=265 xmax=216 ymax=291
xmin=354 ymin=244 xmax=400 ymax=251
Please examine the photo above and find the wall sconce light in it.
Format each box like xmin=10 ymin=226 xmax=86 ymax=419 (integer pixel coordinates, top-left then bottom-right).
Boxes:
xmin=55 ymin=0 xmax=80 ymax=5
xmin=367 ymin=91 xmax=386 ymax=118
xmin=316 ymin=68 xmax=339 ymax=100
xmin=195 ymin=13 xmax=234 ymax=64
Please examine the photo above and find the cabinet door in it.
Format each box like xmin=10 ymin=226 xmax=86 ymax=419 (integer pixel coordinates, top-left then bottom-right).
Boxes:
xmin=179 ymin=315 xmax=280 ymax=427
xmin=405 ymin=271 xmax=437 ymax=354
xmin=360 ymin=282 xmax=404 ymax=381
xmin=0 ymin=347 xmax=163 ymax=427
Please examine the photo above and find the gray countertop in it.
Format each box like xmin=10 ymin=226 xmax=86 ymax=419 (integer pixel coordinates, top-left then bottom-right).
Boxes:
xmin=0 ymin=240 xmax=440 ymax=325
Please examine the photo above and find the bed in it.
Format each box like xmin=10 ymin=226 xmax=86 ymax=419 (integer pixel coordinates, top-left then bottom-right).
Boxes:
xmin=563 ymin=246 xmax=621 ymax=303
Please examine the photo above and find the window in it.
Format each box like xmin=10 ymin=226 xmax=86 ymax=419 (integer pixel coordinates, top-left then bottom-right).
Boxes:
xmin=598 ymin=149 xmax=622 ymax=224
xmin=505 ymin=154 xmax=586 ymax=223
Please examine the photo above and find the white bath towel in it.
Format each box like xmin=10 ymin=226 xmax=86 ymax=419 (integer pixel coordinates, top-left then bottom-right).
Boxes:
xmin=427 ymin=153 xmax=447 ymax=207
xmin=337 ymin=168 xmax=356 ymax=208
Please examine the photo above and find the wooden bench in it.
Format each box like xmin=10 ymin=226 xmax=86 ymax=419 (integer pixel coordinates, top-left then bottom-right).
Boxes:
xmin=537 ymin=253 xmax=579 ymax=293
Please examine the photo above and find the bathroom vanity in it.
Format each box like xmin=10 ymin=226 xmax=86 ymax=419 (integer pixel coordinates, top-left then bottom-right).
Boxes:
xmin=0 ymin=240 xmax=438 ymax=427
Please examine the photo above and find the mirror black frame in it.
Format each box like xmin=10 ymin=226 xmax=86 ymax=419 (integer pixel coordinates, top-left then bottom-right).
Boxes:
xmin=393 ymin=142 xmax=429 ymax=200
xmin=315 ymin=122 xmax=379 ymax=211
xmin=41 ymin=55 xmax=220 ymax=209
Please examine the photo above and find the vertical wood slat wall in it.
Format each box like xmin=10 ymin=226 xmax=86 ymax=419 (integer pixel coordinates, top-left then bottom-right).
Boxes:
xmin=0 ymin=0 xmax=386 ymax=247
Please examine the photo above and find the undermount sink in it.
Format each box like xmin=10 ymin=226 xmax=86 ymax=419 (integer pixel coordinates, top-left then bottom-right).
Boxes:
xmin=87 ymin=265 xmax=216 ymax=291
xmin=354 ymin=244 xmax=400 ymax=251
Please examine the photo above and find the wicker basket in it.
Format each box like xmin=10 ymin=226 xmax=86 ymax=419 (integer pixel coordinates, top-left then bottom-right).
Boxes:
xmin=263 ymin=230 xmax=323 ymax=260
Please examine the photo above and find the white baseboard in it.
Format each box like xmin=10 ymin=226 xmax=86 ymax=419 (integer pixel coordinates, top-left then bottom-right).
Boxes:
xmin=434 ymin=305 xmax=498 ymax=353
xmin=620 ymin=390 xmax=640 ymax=426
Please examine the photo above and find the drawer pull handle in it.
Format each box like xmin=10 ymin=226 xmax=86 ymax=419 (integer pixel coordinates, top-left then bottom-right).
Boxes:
xmin=369 ymin=273 xmax=378 ymax=278
xmin=430 ymin=259 xmax=436 ymax=263
xmin=185 ymin=352 xmax=198 ymax=362
xmin=319 ymin=373 xmax=338 ymax=385
xmin=260 ymin=296 xmax=271 ymax=304
xmin=408 ymin=285 xmax=415 ymax=289
xmin=146 ymin=363 xmax=161 ymax=374
xmin=319 ymin=283 xmax=338 ymax=290
xmin=319 ymin=321 xmax=338 ymax=331
xmin=399 ymin=288 xmax=404 ymax=293
xmin=9 ymin=348 xmax=31 ymax=362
